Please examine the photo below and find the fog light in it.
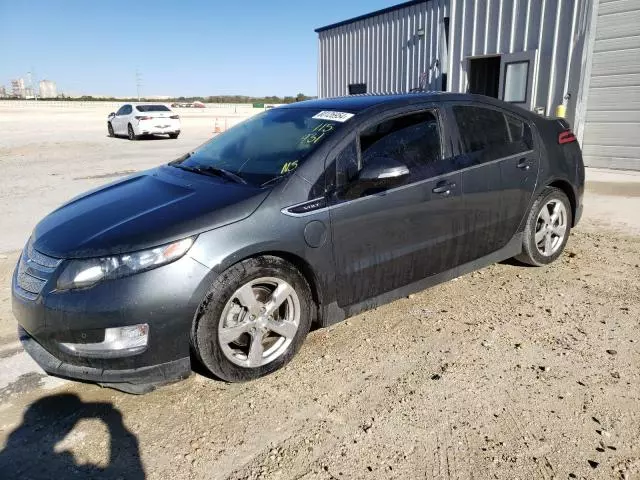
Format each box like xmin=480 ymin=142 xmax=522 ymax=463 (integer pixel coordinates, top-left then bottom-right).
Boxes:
xmin=59 ymin=324 xmax=149 ymax=359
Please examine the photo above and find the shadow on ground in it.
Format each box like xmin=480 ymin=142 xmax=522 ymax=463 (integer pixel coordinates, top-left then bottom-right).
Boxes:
xmin=0 ymin=392 xmax=145 ymax=479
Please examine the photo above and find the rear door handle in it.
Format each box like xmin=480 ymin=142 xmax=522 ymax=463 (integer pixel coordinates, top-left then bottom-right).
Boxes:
xmin=432 ymin=182 xmax=456 ymax=195
xmin=517 ymin=158 xmax=531 ymax=170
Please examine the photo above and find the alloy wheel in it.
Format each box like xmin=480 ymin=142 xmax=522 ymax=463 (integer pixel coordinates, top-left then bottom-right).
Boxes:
xmin=534 ymin=199 xmax=567 ymax=256
xmin=218 ymin=277 xmax=300 ymax=368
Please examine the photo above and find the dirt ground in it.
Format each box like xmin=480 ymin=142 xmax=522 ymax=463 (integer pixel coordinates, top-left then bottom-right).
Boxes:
xmin=0 ymin=224 xmax=638 ymax=480
xmin=0 ymin=104 xmax=639 ymax=480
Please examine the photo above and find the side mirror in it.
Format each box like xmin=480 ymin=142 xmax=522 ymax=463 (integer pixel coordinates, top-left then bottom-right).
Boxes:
xmin=108 ymin=112 xmax=116 ymax=118
xmin=344 ymin=156 xmax=409 ymax=199
xmin=358 ymin=156 xmax=410 ymax=183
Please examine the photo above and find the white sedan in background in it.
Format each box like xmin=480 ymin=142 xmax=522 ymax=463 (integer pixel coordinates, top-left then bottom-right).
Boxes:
xmin=108 ymin=104 xmax=181 ymax=140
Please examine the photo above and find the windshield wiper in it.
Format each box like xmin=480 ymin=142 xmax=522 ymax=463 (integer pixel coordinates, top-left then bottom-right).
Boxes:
xmin=260 ymin=174 xmax=289 ymax=188
xmin=171 ymin=162 xmax=247 ymax=185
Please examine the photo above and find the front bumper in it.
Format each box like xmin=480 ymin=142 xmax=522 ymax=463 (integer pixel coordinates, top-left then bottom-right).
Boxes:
xmin=12 ymin=250 xmax=213 ymax=393
xmin=19 ymin=326 xmax=191 ymax=394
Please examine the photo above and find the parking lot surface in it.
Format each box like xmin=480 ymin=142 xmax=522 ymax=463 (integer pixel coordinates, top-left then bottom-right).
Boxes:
xmin=0 ymin=104 xmax=638 ymax=479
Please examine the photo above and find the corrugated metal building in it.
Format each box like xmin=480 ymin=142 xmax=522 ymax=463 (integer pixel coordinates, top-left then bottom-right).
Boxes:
xmin=316 ymin=0 xmax=640 ymax=170
xmin=580 ymin=0 xmax=640 ymax=170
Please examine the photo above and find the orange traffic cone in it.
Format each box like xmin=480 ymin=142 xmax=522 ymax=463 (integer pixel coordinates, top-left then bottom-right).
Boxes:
xmin=214 ymin=118 xmax=222 ymax=133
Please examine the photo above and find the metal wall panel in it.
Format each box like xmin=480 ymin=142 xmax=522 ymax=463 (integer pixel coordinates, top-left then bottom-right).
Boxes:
xmin=317 ymin=1 xmax=448 ymax=97
xmin=317 ymin=0 xmax=596 ymax=148
xmin=582 ymin=0 xmax=640 ymax=170
xmin=446 ymin=0 xmax=589 ymax=122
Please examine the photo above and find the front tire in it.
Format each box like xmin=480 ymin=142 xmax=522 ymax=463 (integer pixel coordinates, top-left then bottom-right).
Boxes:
xmin=127 ymin=123 xmax=138 ymax=141
xmin=516 ymin=187 xmax=572 ymax=266
xmin=168 ymin=133 xmax=179 ymax=139
xmin=107 ymin=122 xmax=115 ymax=137
xmin=192 ymin=256 xmax=314 ymax=382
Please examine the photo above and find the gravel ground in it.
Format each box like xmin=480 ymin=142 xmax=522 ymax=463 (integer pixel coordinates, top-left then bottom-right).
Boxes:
xmin=0 ymin=104 xmax=639 ymax=480
xmin=1 ymin=223 xmax=638 ymax=480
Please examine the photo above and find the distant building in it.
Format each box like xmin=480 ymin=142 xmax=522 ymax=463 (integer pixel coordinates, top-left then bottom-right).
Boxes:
xmin=0 ymin=85 xmax=6 ymax=98
xmin=11 ymin=78 xmax=25 ymax=98
xmin=39 ymin=79 xmax=57 ymax=98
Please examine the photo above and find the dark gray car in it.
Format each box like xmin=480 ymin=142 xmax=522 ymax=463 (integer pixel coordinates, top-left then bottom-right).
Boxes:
xmin=12 ymin=93 xmax=584 ymax=393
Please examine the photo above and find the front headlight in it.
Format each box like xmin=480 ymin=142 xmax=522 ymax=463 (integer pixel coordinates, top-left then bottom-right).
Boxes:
xmin=56 ymin=237 xmax=194 ymax=290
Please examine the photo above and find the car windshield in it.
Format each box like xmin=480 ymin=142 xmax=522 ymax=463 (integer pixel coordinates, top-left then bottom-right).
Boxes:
xmin=174 ymin=108 xmax=351 ymax=186
xmin=136 ymin=105 xmax=170 ymax=112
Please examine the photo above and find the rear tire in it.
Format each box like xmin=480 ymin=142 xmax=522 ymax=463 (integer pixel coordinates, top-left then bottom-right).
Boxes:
xmin=191 ymin=256 xmax=314 ymax=382
xmin=515 ymin=187 xmax=572 ymax=266
xmin=127 ymin=124 xmax=138 ymax=141
xmin=107 ymin=122 xmax=115 ymax=137
xmin=168 ymin=133 xmax=179 ymax=139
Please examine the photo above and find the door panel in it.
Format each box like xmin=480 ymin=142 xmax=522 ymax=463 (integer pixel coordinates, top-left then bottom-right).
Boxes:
xmin=328 ymin=107 xmax=468 ymax=307
xmin=459 ymin=161 xmax=504 ymax=263
xmin=450 ymin=104 xmax=539 ymax=262
xmin=500 ymin=151 xmax=539 ymax=237
xmin=500 ymin=112 xmax=540 ymax=236
xmin=330 ymin=172 xmax=463 ymax=307
xmin=114 ymin=105 xmax=130 ymax=134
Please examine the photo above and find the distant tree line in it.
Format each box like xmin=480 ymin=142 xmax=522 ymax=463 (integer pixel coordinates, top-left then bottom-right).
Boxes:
xmin=2 ymin=93 xmax=315 ymax=104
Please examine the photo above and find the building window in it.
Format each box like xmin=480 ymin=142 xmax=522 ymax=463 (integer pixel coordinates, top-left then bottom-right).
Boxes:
xmin=503 ymin=61 xmax=529 ymax=103
xmin=348 ymin=83 xmax=367 ymax=95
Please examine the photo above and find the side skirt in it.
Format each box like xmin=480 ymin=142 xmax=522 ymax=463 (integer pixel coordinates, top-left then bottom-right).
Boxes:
xmin=320 ymin=233 xmax=523 ymax=327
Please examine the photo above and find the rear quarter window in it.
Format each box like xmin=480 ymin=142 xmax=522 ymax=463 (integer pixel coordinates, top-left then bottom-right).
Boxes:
xmin=453 ymin=105 xmax=533 ymax=163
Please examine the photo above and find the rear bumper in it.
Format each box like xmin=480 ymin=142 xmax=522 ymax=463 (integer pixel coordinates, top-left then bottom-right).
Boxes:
xmin=19 ymin=326 xmax=191 ymax=393
xmin=136 ymin=120 xmax=181 ymax=135
xmin=574 ymin=202 xmax=583 ymax=226
xmin=140 ymin=128 xmax=180 ymax=135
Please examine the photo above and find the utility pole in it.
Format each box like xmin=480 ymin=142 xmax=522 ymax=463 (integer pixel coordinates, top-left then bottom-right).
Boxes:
xmin=135 ymin=69 xmax=142 ymax=101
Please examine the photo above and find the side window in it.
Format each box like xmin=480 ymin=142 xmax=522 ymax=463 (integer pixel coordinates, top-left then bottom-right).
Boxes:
xmin=359 ymin=111 xmax=442 ymax=181
xmin=335 ymin=140 xmax=358 ymax=188
xmin=505 ymin=112 xmax=533 ymax=152
xmin=453 ymin=105 xmax=532 ymax=163
xmin=123 ymin=105 xmax=132 ymax=115
xmin=115 ymin=106 xmax=126 ymax=115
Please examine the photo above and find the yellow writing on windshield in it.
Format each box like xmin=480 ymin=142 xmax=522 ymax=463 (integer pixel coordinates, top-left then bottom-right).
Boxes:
xmin=281 ymin=160 xmax=299 ymax=174
xmin=300 ymin=122 xmax=335 ymax=145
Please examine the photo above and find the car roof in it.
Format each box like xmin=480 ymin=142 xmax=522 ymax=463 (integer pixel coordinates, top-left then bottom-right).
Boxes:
xmin=279 ymin=92 xmax=446 ymax=112
xmin=280 ymin=92 xmax=536 ymax=119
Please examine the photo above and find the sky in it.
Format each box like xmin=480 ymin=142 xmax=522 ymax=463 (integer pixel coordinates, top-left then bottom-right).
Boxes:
xmin=0 ymin=0 xmax=400 ymax=98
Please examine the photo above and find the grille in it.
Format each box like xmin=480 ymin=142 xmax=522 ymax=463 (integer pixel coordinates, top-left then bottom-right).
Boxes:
xmin=15 ymin=240 xmax=62 ymax=300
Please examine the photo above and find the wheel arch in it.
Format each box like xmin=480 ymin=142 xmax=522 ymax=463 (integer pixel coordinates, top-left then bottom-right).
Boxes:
xmin=546 ymin=179 xmax=577 ymax=226
xmin=199 ymin=249 xmax=325 ymax=328
xmin=249 ymin=251 xmax=323 ymax=325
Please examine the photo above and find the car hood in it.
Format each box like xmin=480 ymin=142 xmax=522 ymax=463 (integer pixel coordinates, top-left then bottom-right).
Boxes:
xmin=32 ymin=166 xmax=270 ymax=258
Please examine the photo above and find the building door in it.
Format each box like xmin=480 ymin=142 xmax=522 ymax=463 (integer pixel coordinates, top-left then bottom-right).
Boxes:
xmin=498 ymin=50 xmax=538 ymax=110
xmin=467 ymin=56 xmax=501 ymax=98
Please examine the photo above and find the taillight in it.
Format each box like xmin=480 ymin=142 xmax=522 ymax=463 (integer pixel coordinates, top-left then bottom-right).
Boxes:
xmin=558 ymin=129 xmax=576 ymax=144
xmin=170 ymin=115 xmax=179 ymax=119
xmin=135 ymin=115 xmax=153 ymax=121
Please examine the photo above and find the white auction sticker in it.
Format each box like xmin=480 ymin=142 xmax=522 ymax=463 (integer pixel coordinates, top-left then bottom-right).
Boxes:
xmin=312 ymin=111 xmax=355 ymax=122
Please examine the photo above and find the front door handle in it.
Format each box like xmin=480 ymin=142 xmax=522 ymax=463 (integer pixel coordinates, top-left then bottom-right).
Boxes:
xmin=432 ymin=182 xmax=456 ymax=195
xmin=517 ymin=158 xmax=531 ymax=170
